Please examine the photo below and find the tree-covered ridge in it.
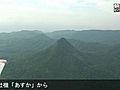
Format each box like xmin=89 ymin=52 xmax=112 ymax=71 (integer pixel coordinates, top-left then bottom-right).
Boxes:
xmin=1 ymin=37 xmax=120 ymax=79
xmin=0 ymin=30 xmax=120 ymax=79
xmin=46 ymin=30 xmax=120 ymax=45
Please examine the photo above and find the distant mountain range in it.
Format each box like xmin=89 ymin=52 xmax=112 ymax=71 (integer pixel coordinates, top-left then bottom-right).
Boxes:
xmin=46 ymin=30 xmax=120 ymax=45
xmin=0 ymin=30 xmax=54 ymax=55
xmin=0 ymin=30 xmax=120 ymax=79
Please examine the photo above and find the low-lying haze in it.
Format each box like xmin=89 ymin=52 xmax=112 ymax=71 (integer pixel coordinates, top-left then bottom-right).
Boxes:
xmin=0 ymin=0 xmax=120 ymax=33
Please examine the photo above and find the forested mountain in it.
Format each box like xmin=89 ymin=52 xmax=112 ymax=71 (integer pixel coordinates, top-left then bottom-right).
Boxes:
xmin=0 ymin=30 xmax=120 ymax=79
xmin=109 ymin=44 xmax=120 ymax=55
xmin=0 ymin=31 xmax=55 ymax=55
xmin=46 ymin=30 xmax=76 ymax=39
xmin=1 ymin=38 xmax=120 ymax=79
xmin=1 ymin=38 xmax=83 ymax=79
xmin=0 ymin=30 xmax=114 ymax=56
xmin=0 ymin=30 xmax=42 ymax=40
xmin=46 ymin=30 xmax=120 ymax=45
xmin=68 ymin=39 xmax=110 ymax=53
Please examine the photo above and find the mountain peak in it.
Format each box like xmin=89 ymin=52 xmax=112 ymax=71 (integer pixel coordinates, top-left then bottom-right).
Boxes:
xmin=59 ymin=37 xmax=66 ymax=40
xmin=34 ymin=37 xmax=81 ymax=60
xmin=56 ymin=37 xmax=72 ymax=47
xmin=57 ymin=37 xmax=68 ymax=43
xmin=48 ymin=37 xmax=80 ymax=55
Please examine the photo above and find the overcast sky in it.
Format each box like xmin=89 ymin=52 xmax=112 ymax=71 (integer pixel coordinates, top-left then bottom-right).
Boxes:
xmin=0 ymin=0 xmax=120 ymax=32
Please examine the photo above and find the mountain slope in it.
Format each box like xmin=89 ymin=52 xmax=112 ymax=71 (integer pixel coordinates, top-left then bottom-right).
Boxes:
xmin=31 ymin=38 xmax=85 ymax=78
xmin=97 ymin=44 xmax=120 ymax=77
xmin=46 ymin=30 xmax=76 ymax=39
xmin=68 ymin=39 xmax=110 ymax=53
xmin=0 ymin=30 xmax=42 ymax=41
xmin=1 ymin=38 xmax=118 ymax=79
xmin=0 ymin=32 xmax=55 ymax=55
xmin=46 ymin=30 xmax=120 ymax=45
xmin=1 ymin=38 xmax=85 ymax=79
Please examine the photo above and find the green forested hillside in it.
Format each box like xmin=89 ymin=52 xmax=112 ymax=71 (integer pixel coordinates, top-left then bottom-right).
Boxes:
xmin=0 ymin=30 xmax=42 ymax=41
xmin=68 ymin=39 xmax=110 ymax=53
xmin=0 ymin=31 xmax=55 ymax=55
xmin=1 ymin=38 xmax=120 ymax=79
xmin=46 ymin=30 xmax=120 ymax=45
xmin=0 ymin=30 xmax=120 ymax=79
xmin=46 ymin=30 xmax=76 ymax=39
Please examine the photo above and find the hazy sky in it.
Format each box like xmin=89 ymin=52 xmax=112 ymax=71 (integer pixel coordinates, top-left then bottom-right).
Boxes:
xmin=0 ymin=0 xmax=120 ymax=32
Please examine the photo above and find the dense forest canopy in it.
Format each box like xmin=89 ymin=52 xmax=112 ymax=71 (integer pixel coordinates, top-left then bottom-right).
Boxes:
xmin=0 ymin=30 xmax=120 ymax=79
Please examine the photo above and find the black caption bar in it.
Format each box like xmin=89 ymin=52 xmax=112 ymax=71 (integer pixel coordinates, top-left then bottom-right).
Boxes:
xmin=0 ymin=80 xmax=120 ymax=90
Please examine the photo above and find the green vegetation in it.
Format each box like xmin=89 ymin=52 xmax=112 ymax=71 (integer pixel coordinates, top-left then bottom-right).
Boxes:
xmin=46 ymin=30 xmax=120 ymax=45
xmin=0 ymin=30 xmax=120 ymax=79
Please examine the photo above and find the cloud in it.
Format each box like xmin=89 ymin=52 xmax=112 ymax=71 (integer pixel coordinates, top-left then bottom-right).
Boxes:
xmin=0 ymin=0 xmax=120 ymax=32
xmin=0 ymin=0 xmax=118 ymax=13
